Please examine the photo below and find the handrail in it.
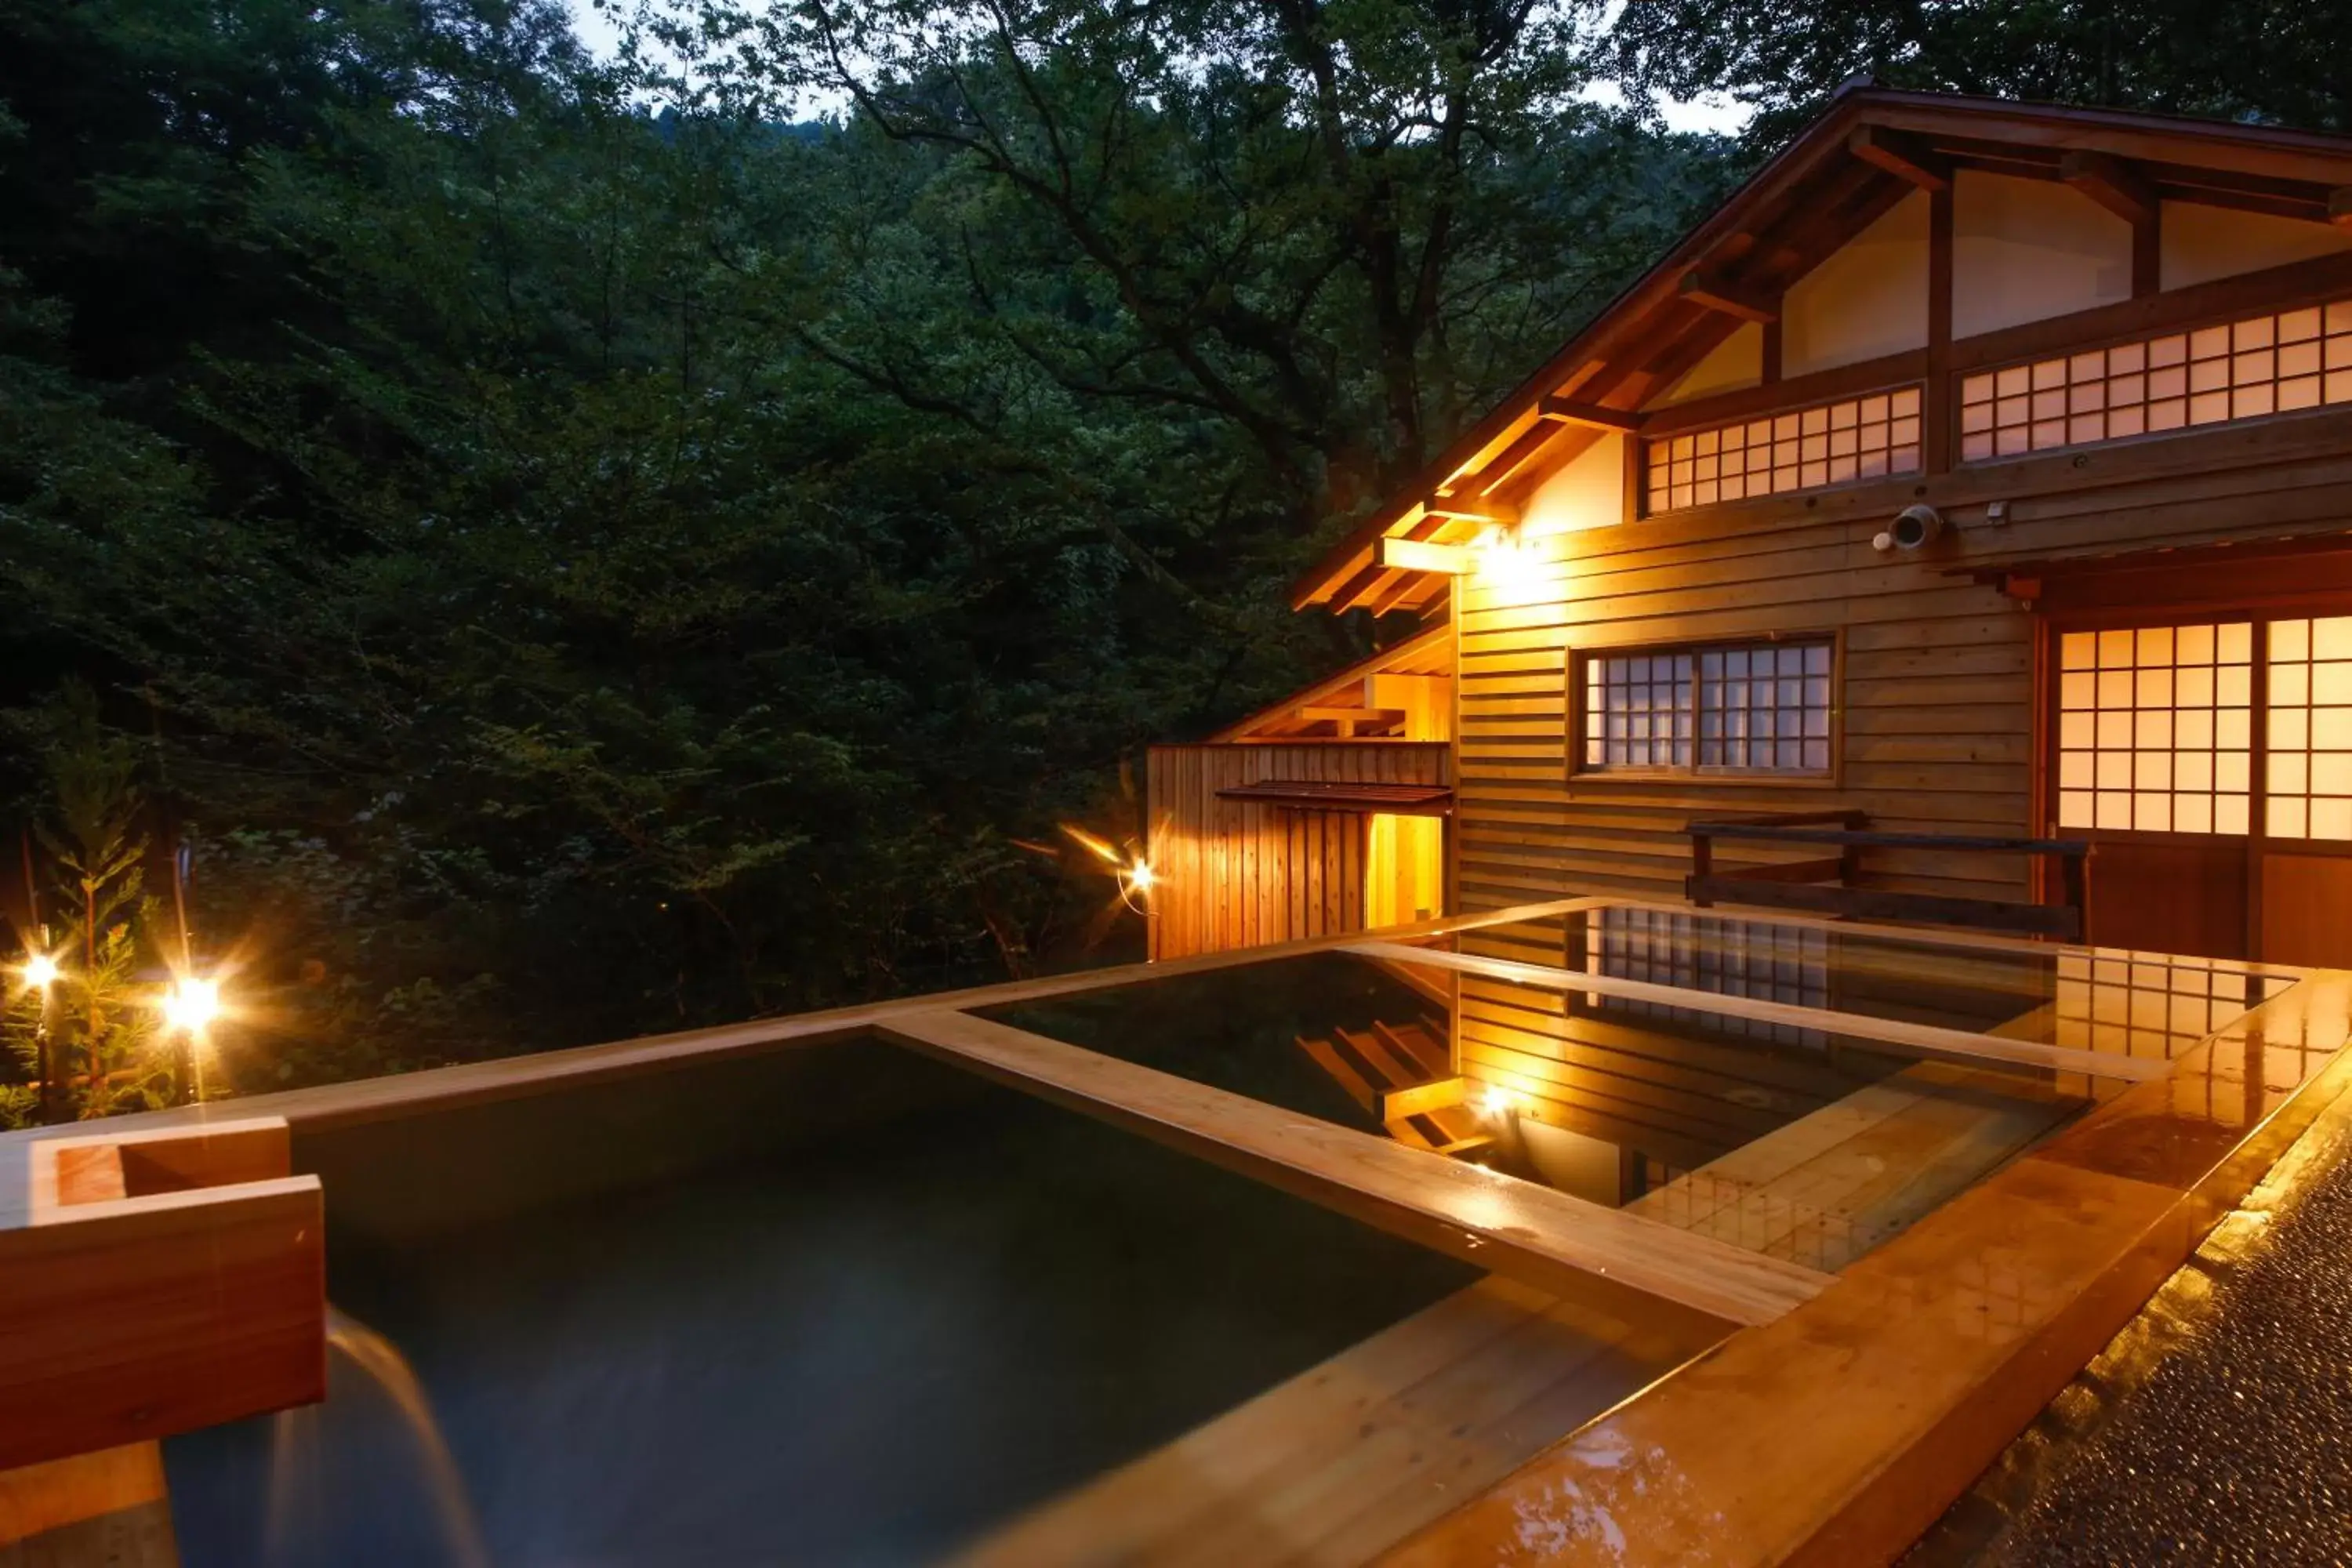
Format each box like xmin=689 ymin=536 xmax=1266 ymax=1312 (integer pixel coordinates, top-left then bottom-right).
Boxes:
xmin=1686 ymin=822 xmax=2091 ymax=855
xmin=1682 ymin=811 xmax=2092 ymax=942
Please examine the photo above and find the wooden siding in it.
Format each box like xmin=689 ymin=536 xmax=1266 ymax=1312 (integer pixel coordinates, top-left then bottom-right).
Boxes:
xmin=1454 ymin=435 xmax=2352 ymax=920
xmin=1146 ymin=742 xmax=1450 ymax=960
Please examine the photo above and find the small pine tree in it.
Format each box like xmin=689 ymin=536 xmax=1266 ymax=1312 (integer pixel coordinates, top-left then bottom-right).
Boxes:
xmin=17 ymin=686 xmax=169 ymax=1120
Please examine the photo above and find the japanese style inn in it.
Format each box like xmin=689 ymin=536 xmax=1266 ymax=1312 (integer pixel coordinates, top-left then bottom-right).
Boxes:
xmin=1151 ymin=86 xmax=2352 ymax=975
xmin=20 ymin=84 xmax=2352 ymax=1568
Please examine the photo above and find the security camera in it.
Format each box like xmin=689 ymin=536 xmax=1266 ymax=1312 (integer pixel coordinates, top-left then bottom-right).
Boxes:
xmin=1873 ymin=503 xmax=1945 ymax=553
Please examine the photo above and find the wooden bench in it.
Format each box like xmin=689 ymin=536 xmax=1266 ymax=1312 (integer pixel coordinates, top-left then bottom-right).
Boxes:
xmin=1684 ymin=811 xmax=2092 ymax=942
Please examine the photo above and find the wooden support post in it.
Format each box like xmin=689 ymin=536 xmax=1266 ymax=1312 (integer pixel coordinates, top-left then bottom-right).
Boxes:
xmin=2062 ymin=848 xmax=2090 ymax=942
xmin=2333 ymin=188 xmax=2352 ymax=230
xmin=1689 ymin=829 xmax=1714 ymax=907
xmin=1926 ymin=184 xmax=1955 ymax=473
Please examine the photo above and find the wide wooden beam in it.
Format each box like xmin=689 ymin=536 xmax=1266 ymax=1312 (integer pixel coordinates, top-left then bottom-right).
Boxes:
xmin=1849 ymin=125 xmax=1951 ymax=193
xmin=1419 ymin=497 xmax=1518 ymax=525
xmin=877 ymin=1007 xmax=1831 ymax=1327
xmin=1374 ymin=537 xmax=1476 ymax=575
xmin=1341 ymin=941 xmax=2170 ymax=1084
xmin=1676 ymin=270 xmax=1778 ymax=324
xmin=2060 ymin=149 xmax=2157 ymax=227
xmin=1536 ymin=397 xmax=1642 ymax=433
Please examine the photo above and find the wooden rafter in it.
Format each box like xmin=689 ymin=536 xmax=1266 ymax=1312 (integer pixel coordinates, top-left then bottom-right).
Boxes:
xmin=1537 ymin=397 xmax=1644 ymax=432
xmin=1421 ymin=498 xmax=1519 ymax=524
xmin=2059 ymin=149 xmax=2157 ymax=227
xmin=1483 ymin=422 xmax=1607 ymax=508
xmin=1678 ymin=269 xmax=1779 ymax=323
xmin=1848 ymin=125 xmax=1951 ymax=192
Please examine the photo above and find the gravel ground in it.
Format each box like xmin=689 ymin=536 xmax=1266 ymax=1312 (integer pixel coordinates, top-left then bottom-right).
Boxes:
xmin=1907 ymin=1103 xmax=2352 ymax=1567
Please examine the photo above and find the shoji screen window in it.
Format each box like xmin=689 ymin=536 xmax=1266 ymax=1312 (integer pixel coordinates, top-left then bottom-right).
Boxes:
xmin=2056 ymin=623 xmax=2252 ymax=834
xmin=2266 ymin=616 xmax=2352 ymax=840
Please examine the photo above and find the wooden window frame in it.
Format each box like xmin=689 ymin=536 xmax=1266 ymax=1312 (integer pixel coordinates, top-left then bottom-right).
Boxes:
xmin=1958 ymin=299 xmax=2352 ymax=467
xmin=1570 ymin=630 xmax=1846 ymax=786
xmin=2038 ymin=608 xmax=2352 ymax=877
xmin=1640 ymin=384 xmax=1926 ymax=517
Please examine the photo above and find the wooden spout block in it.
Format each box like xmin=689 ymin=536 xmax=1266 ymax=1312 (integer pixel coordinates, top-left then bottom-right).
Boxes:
xmin=0 ymin=1118 xmax=326 ymax=1472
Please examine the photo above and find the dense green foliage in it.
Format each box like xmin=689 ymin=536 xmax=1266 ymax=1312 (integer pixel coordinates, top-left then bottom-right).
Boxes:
xmin=2 ymin=0 xmax=2344 ymax=1110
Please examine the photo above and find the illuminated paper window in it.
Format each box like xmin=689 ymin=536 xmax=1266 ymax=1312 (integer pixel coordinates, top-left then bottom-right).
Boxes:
xmin=2265 ymin=615 xmax=2352 ymax=840
xmin=2056 ymin=622 xmax=2252 ymax=835
xmin=1962 ymin=300 xmax=2352 ymax=463
xmin=1645 ymin=387 xmax=1922 ymax=514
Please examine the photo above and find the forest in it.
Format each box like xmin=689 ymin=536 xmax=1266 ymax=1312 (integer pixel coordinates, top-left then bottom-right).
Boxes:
xmin=2 ymin=0 xmax=2347 ymax=1121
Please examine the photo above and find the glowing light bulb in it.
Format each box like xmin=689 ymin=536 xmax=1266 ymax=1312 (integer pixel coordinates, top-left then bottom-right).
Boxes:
xmin=1481 ymin=1085 xmax=1516 ymax=1117
xmin=1125 ymin=859 xmax=1155 ymax=893
xmin=162 ymin=976 xmax=221 ymax=1035
xmin=20 ymin=953 xmax=58 ymax=990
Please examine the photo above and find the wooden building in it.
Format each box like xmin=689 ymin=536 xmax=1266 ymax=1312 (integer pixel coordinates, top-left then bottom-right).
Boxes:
xmin=1150 ymin=85 xmax=2352 ymax=973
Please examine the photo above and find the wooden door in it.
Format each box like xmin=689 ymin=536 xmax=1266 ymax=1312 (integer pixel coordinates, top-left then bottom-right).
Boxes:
xmin=2048 ymin=614 xmax=2352 ymax=966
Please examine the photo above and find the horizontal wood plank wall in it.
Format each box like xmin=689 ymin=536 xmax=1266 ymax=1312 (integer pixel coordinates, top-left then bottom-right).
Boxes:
xmin=1147 ymin=742 xmax=1451 ymax=960
xmin=1455 ymin=446 xmax=2352 ymax=918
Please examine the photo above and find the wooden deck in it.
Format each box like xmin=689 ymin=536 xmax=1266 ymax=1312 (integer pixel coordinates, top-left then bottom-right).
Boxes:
xmin=959 ymin=1273 xmax=1709 ymax=1568
xmin=1 ymin=893 xmax=2335 ymax=1568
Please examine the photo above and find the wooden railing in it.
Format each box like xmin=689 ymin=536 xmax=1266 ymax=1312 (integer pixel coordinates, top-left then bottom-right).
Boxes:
xmin=1685 ymin=811 xmax=2092 ymax=941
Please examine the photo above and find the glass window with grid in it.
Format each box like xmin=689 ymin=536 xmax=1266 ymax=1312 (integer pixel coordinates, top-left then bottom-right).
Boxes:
xmin=1645 ymin=387 xmax=1923 ymax=514
xmin=2267 ymin=615 xmax=2352 ymax=841
xmin=2056 ymin=623 xmax=2252 ymax=836
xmin=1584 ymin=640 xmax=1834 ymax=775
xmin=1962 ymin=300 xmax=2352 ymax=463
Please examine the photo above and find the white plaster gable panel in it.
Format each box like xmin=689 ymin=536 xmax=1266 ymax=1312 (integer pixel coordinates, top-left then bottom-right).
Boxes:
xmin=2161 ymin=201 xmax=2352 ymax=291
xmin=1646 ymin=321 xmax=1763 ymax=408
xmin=1783 ymin=191 xmax=1930 ymax=377
xmin=1954 ymin=172 xmax=2132 ymax=338
xmin=1521 ymin=431 xmax=1625 ymax=535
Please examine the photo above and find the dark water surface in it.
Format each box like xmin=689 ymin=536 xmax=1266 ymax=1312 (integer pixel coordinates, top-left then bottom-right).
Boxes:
xmin=165 ymin=1042 xmax=1478 ymax=1567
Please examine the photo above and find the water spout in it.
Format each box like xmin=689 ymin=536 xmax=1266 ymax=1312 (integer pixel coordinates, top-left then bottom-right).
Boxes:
xmin=300 ymin=1307 xmax=494 ymax=1568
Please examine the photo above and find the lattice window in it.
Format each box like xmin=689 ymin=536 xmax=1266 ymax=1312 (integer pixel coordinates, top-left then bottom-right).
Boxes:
xmin=1584 ymin=650 xmax=1692 ymax=768
xmin=2266 ymin=615 xmax=2352 ymax=840
xmin=1962 ymin=301 xmax=2352 ymax=463
xmin=1583 ymin=638 xmax=1834 ymax=776
xmin=1645 ymin=387 xmax=1923 ymax=514
xmin=2056 ymin=623 xmax=2252 ymax=835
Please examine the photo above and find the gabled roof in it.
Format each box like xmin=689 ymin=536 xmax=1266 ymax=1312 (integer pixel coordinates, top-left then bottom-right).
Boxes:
xmin=1295 ymin=86 xmax=2352 ymax=615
